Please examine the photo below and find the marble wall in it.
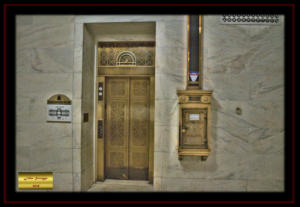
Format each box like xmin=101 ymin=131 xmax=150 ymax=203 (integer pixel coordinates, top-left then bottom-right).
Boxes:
xmin=16 ymin=15 xmax=284 ymax=192
xmin=154 ymin=15 xmax=284 ymax=192
xmin=80 ymin=25 xmax=96 ymax=191
xmin=202 ymin=15 xmax=284 ymax=191
xmin=16 ymin=15 xmax=75 ymax=191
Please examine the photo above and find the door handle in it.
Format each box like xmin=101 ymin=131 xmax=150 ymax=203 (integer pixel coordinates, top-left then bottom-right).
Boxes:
xmin=182 ymin=127 xmax=188 ymax=133
xmin=98 ymin=120 xmax=103 ymax=139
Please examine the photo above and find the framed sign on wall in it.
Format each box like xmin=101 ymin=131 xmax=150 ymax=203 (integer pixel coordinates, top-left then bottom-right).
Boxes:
xmin=47 ymin=94 xmax=72 ymax=123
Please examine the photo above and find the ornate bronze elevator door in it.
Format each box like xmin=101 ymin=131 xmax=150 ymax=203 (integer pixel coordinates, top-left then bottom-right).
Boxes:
xmin=105 ymin=77 xmax=149 ymax=180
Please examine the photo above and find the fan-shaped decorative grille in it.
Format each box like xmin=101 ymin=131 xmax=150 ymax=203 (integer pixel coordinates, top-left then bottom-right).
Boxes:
xmin=117 ymin=51 xmax=136 ymax=66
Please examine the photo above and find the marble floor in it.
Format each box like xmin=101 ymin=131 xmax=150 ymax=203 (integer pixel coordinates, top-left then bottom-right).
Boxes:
xmin=88 ymin=179 xmax=154 ymax=192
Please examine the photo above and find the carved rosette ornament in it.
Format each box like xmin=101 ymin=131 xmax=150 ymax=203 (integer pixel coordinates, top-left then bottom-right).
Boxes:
xmin=201 ymin=96 xmax=211 ymax=103
xmin=178 ymin=96 xmax=189 ymax=104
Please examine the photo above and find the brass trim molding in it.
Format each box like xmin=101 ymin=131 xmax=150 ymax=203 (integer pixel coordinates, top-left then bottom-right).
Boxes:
xmin=98 ymin=41 xmax=155 ymax=48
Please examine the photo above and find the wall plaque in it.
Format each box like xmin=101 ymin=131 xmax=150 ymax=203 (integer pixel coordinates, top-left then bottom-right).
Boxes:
xmin=47 ymin=94 xmax=72 ymax=122
xmin=18 ymin=172 xmax=53 ymax=189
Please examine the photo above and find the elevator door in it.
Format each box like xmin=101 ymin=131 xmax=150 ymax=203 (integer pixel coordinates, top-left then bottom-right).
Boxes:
xmin=105 ymin=77 xmax=149 ymax=180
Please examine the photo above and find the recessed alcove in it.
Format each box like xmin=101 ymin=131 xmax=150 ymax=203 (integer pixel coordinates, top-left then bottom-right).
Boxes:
xmin=80 ymin=21 xmax=156 ymax=191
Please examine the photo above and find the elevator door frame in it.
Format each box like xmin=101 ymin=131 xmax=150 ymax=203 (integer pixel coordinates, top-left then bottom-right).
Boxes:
xmin=96 ymin=75 xmax=154 ymax=183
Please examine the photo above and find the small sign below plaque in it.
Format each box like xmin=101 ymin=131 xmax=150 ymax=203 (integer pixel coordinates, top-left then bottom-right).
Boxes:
xmin=47 ymin=94 xmax=72 ymax=122
xmin=189 ymin=72 xmax=199 ymax=82
xmin=189 ymin=113 xmax=200 ymax=121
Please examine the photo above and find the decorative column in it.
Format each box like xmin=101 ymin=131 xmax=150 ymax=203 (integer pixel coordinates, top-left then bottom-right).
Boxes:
xmin=177 ymin=15 xmax=213 ymax=161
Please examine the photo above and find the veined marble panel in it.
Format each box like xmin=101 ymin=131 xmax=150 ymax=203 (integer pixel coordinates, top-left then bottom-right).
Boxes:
xmin=155 ymin=72 xmax=186 ymax=100
xmin=73 ymin=172 xmax=81 ymax=191
xmin=16 ymin=49 xmax=32 ymax=73
xmin=16 ymin=123 xmax=72 ymax=149
xmin=53 ymin=172 xmax=73 ymax=191
xmin=29 ymin=148 xmax=72 ymax=173
xmin=154 ymin=125 xmax=178 ymax=153
xmin=31 ymin=48 xmax=74 ymax=73
xmin=73 ymin=148 xmax=81 ymax=173
xmin=201 ymin=14 xmax=285 ymax=191
xmin=73 ymin=73 xmax=82 ymax=99
xmin=16 ymin=73 xmax=73 ymax=98
xmin=16 ymin=146 xmax=31 ymax=171
xmin=154 ymin=99 xmax=178 ymax=127
xmin=163 ymin=145 xmax=283 ymax=183
xmin=156 ymin=19 xmax=187 ymax=49
xmin=74 ymin=24 xmax=84 ymax=48
xmin=153 ymin=151 xmax=168 ymax=178
xmin=33 ymin=15 xmax=75 ymax=25
xmin=81 ymin=146 xmax=87 ymax=171
xmin=211 ymin=98 xmax=284 ymax=130
xmin=73 ymin=123 xmax=82 ymax=148
xmin=153 ymin=177 xmax=163 ymax=191
xmin=17 ymin=47 xmax=74 ymax=74
xmin=204 ymin=73 xmax=252 ymax=101
xmin=155 ymin=46 xmax=187 ymax=76
xmin=251 ymin=131 xmax=284 ymax=154
xmin=16 ymin=23 xmax=74 ymax=49
xmin=72 ymin=98 xmax=82 ymax=123
xmin=73 ymin=46 xmax=83 ymax=72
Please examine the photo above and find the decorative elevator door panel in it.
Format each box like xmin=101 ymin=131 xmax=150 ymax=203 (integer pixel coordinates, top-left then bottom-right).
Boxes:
xmin=105 ymin=77 xmax=150 ymax=180
xmin=105 ymin=78 xmax=130 ymax=179
xmin=129 ymin=78 xmax=149 ymax=180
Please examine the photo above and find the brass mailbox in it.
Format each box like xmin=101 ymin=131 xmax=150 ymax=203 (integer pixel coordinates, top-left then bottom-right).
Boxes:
xmin=177 ymin=90 xmax=212 ymax=160
xmin=176 ymin=15 xmax=213 ymax=160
